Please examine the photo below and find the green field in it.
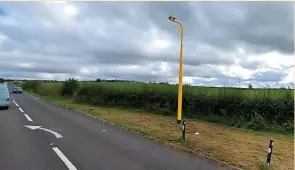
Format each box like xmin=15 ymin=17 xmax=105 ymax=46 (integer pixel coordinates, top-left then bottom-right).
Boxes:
xmin=21 ymin=80 xmax=294 ymax=134
xmin=32 ymin=81 xmax=294 ymax=100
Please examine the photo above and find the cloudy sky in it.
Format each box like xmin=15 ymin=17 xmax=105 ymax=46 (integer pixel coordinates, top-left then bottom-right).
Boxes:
xmin=0 ymin=2 xmax=293 ymax=88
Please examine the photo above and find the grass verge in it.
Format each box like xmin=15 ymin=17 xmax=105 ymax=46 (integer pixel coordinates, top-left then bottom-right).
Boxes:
xmin=25 ymin=91 xmax=294 ymax=170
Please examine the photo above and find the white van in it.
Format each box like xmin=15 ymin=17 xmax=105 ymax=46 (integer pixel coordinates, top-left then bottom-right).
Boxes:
xmin=0 ymin=83 xmax=10 ymax=109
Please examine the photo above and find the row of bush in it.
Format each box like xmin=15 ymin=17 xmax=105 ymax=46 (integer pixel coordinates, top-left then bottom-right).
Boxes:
xmin=21 ymin=79 xmax=294 ymax=134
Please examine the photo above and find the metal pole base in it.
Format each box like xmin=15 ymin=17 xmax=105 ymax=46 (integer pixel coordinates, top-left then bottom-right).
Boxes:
xmin=177 ymin=119 xmax=181 ymax=124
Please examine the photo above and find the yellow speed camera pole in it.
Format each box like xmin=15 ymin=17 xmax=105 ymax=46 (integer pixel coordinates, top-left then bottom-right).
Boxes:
xmin=168 ymin=15 xmax=184 ymax=124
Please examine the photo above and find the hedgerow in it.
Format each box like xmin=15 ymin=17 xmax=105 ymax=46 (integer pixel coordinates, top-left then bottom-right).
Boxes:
xmin=22 ymin=80 xmax=294 ymax=133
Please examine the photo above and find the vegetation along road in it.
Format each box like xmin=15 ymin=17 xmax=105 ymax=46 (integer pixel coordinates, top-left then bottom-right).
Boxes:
xmin=17 ymin=79 xmax=294 ymax=170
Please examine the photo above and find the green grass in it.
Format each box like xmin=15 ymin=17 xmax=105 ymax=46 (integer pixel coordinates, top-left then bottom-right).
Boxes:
xmin=40 ymin=81 xmax=294 ymax=99
xmin=20 ymin=80 xmax=294 ymax=134
xmin=259 ymin=160 xmax=273 ymax=170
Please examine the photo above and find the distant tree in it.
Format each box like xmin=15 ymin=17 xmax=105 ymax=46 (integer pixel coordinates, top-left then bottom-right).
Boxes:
xmin=158 ymin=82 xmax=168 ymax=84
xmin=60 ymin=78 xmax=79 ymax=96
xmin=248 ymin=84 xmax=253 ymax=89
xmin=0 ymin=78 xmax=4 ymax=83
xmin=96 ymin=78 xmax=102 ymax=82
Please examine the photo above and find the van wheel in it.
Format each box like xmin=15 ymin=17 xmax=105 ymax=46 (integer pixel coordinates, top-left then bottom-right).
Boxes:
xmin=5 ymin=106 xmax=9 ymax=110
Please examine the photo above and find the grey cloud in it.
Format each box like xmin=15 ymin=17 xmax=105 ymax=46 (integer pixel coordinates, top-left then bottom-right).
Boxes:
xmin=248 ymin=71 xmax=288 ymax=82
xmin=87 ymin=41 xmax=235 ymax=66
xmin=0 ymin=71 xmax=37 ymax=80
xmin=234 ymin=2 xmax=294 ymax=54
xmin=90 ymin=50 xmax=145 ymax=65
xmin=174 ymin=2 xmax=293 ymax=55
xmin=192 ymin=77 xmax=240 ymax=87
xmin=239 ymin=60 xmax=263 ymax=70
xmin=0 ymin=2 xmax=293 ymax=87
xmin=183 ymin=64 xmax=226 ymax=78
xmin=0 ymin=62 xmax=77 ymax=74
xmin=81 ymin=63 xmax=170 ymax=83
xmin=147 ymin=2 xmax=293 ymax=54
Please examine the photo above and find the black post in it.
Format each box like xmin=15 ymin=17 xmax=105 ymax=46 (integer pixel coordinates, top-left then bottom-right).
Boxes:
xmin=266 ymin=138 xmax=274 ymax=166
xmin=182 ymin=120 xmax=186 ymax=140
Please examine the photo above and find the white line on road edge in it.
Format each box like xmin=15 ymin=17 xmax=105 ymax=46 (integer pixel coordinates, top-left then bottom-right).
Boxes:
xmin=24 ymin=114 xmax=33 ymax=122
xmin=19 ymin=108 xmax=24 ymax=113
xmin=52 ymin=147 xmax=78 ymax=170
xmin=25 ymin=93 xmax=39 ymax=99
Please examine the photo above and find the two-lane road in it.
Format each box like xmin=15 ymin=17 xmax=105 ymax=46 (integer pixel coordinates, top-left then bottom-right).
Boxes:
xmin=0 ymin=83 xmax=230 ymax=170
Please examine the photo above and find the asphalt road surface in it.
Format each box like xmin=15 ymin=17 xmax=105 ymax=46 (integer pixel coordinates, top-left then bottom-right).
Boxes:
xmin=0 ymin=83 xmax=230 ymax=170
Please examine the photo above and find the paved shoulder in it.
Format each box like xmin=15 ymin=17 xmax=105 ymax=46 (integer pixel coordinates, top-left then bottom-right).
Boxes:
xmin=14 ymin=93 xmax=229 ymax=170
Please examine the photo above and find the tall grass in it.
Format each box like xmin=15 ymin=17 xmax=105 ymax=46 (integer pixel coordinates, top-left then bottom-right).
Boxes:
xmin=21 ymin=80 xmax=294 ymax=134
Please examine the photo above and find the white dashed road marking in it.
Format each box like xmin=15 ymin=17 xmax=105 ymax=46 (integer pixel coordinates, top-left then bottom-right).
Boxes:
xmin=12 ymin=100 xmax=19 ymax=106
xmin=24 ymin=114 xmax=33 ymax=122
xmin=19 ymin=108 xmax=24 ymax=113
xmin=14 ymin=102 xmax=19 ymax=107
xmin=52 ymin=147 xmax=78 ymax=170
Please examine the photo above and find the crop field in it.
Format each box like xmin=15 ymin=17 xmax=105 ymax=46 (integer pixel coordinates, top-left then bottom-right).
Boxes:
xmin=32 ymin=81 xmax=294 ymax=100
xmin=21 ymin=80 xmax=294 ymax=133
